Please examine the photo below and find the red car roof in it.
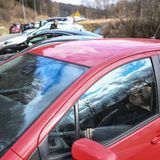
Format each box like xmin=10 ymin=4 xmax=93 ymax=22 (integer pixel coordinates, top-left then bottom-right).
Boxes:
xmin=29 ymin=38 xmax=160 ymax=67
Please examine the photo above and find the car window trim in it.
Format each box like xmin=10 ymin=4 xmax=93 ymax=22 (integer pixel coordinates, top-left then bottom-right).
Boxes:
xmin=151 ymin=55 xmax=160 ymax=114
xmin=74 ymin=103 xmax=80 ymax=139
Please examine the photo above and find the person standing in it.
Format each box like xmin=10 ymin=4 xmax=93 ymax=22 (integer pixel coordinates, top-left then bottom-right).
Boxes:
xmin=50 ymin=20 xmax=58 ymax=29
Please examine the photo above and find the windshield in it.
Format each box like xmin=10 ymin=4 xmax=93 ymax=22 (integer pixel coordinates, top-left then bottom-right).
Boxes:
xmin=27 ymin=22 xmax=51 ymax=37
xmin=0 ymin=54 xmax=88 ymax=156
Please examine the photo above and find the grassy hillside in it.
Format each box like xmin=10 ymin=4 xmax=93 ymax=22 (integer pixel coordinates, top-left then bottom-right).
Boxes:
xmin=0 ymin=0 xmax=48 ymax=35
xmin=0 ymin=26 xmax=9 ymax=36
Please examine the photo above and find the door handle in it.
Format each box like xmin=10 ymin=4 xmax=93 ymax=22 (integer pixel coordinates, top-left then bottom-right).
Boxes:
xmin=151 ymin=135 xmax=160 ymax=145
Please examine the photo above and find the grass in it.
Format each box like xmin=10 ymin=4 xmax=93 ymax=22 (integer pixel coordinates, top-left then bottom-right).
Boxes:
xmin=78 ymin=19 xmax=120 ymax=32
xmin=0 ymin=26 xmax=9 ymax=36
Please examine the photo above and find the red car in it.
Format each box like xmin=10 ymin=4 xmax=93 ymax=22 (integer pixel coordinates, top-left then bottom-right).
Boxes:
xmin=1 ymin=38 xmax=160 ymax=160
xmin=9 ymin=23 xmax=22 ymax=34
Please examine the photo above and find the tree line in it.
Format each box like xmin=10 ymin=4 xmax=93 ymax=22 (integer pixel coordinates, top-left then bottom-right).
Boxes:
xmin=17 ymin=0 xmax=59 ymax=16
xmin=81 ymin=0 xmax=160 ymax=38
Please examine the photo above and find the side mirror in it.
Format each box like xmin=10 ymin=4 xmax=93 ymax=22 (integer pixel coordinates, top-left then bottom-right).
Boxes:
xmin=72 ymin=138 xmax=117 ymax=160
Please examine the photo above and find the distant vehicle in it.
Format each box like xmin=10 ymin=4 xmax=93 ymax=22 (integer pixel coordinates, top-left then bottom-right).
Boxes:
xmin=0 ymin=29 xmax=102 ymax=55
xmin=2 ymin=22 xmax=87 ymax=47
xmin=38 ymin=20 xmax=46 ymax=27
xmin=47 ymin=17 xmax=73 ymax=24
xmin=22 ymin=28 xmax=37 ymax=35
xmin=21 ymin=23 xmax=35 ymax=32
xmin=9 ymin=23 xmax=22 ymax=34
xmin=28 ymin=21 xmax=86 ymax=36
xmin=57 ymin=22 xmax=85 ymax=30
xmin=2 ymin=22 xmax=97 ymax=46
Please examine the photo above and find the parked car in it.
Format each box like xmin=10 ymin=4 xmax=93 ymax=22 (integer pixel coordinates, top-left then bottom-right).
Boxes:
xmin=0 ymin=33 xmax=27 ymax=47
xmin=9 ymin=23 xmax=22 ymax=34
xmin=21 ymin=35 xmax=102 ymax=53
xmin=31 ymin=28 xmax=103 ymax=39
xmin=1 ymin=39 xmax=160 ymax=160
xmin=21 ymin=23 xmax=35 ymax=32
xmin=29 ymin=21 xmax=86 ymax=34
xmin=1 ymin=25 xmax=100 ymax=48
xmin=39 ymin=35 xmax=101 ymax=44
xmin=0 ymin=33 xmax=21 ymax=48
xmin=47 ymin=17 xmax=67 ymax=22
xmin=47 ymin=17 xmax=73 ymax=23
xmin=0 ymin=29 xmax=102 ymax=55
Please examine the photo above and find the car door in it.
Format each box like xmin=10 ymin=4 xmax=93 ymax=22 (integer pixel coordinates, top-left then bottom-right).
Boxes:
xmin=38 ymin=54 xmax=160 ymax=160
xmin=109 ymin=55 xmax=160 ymax=160
xmin=77 ymin=55 xmax=160 ymax=160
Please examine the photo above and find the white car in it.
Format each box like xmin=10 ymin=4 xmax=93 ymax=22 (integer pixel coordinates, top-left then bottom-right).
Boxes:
xmin=58 ymin=22 xmax=86 ymax=31
xmin=0 ymin=21 xmax=86 ymax=47
xmin=0 ymin=34 xmax=28 ymax=47
xmin=30 ymin=21 xmax=86 ymax=33
xmin=0 ymin=33 xmax=27 ymax=48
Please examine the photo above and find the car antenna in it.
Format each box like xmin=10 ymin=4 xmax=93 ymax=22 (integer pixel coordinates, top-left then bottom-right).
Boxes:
xmin=151 ymin=24 xmax=160 ymax=39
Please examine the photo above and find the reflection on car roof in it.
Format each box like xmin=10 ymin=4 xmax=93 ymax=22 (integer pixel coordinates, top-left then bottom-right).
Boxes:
xmin=29 ymin=38 xmax=160 ymax=67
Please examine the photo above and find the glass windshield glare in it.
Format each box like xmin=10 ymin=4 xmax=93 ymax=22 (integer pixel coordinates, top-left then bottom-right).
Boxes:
xmin=0 ymin=54 xmax=88 ymax=156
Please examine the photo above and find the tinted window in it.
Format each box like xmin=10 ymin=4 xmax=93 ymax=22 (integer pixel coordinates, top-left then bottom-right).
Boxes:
xmin=48 ymin=107 xmax=75 ymax=155
xmin=28 ymin=34 xmax=51 ymax=45
xmin=78 ymin=58 xmax=157 ymax=144
xmin=0 ymin=54 xmax=88 ymax=156
xmin=53 ymin=33 xmax=70 ymax=37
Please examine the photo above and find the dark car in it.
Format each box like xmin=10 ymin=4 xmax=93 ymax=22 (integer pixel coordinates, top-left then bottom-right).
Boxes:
xmin=21 ymin=23 xmax=35 ymax=32
xmin=0 ymin=29 xmax=102 ymax=56
xmin=22 ymin=35 xmax=102 ymax=53
xmin=47 ymin=17 xmax=69 ymax=22
xmin=32 ymin=29 xmax=103 ymax=38
xmin=1 ymin=39 xmax=160 ymax=160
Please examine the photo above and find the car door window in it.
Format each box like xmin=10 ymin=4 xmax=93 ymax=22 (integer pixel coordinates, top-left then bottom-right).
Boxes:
xmin=78 ymin=58 xmax=157 ymax=144
xmin=46 ymin=107 xmax=75 ymax=160
xmin=46 ymin=33 xmax=54 ymax=39
xmin=28 ymin=34 xmax=48 ymax=45
xmin=53 ymin=33 xmax=70 ymax=37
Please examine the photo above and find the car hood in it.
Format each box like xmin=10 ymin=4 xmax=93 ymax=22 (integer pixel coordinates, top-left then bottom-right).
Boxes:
xmin=2 ymin=35 xmax=27 ymax=47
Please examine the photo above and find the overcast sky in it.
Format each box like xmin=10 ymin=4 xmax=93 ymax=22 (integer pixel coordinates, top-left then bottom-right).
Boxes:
xmin=53 ymin=0 xmax=82 ymax=5
xmin=53 ymin=0 xmax=118 ymax=6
